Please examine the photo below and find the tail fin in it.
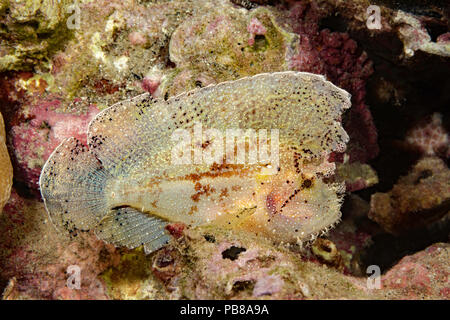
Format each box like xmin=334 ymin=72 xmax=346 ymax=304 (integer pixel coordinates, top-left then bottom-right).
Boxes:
xmin=39 ymin=137 xmax=112 ymax=235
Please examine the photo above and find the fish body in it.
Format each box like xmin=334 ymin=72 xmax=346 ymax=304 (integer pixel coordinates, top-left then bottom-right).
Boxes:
xmin=40 ymin=71 xmax=351 ymax=253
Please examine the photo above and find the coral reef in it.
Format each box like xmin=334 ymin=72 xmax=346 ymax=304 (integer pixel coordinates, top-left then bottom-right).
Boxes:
xmin=369 ymin=157 xmax=450 ymax=235
xmin=312 ymin=0 xmax=450 ymax=60
xmin=2 ymin=0 xmax=380 ymax=193
xmin=1 ymin=187 xmax=448 ymax=300
xmin=0 ymin=0 xmax=73 ymax=71
xmin=333 ymin=161 xmax=378 ymax=192
xmin=405 ymin=113 xmax=449 ymax=158
xmin=381 ymin=242 xmax=450 ymax=299
xmin=166 ymin=2 xmax=294 ymax=94
xmin=394 ymin=10 xmax=450 ymax=58
xmin=0 ymin=0 xmax=448 ymax=301
xmin=10 ymin=97 xmax=99 ymax=191
xmin=103 ymin=225 xmax=368 ymax=299
xmin=0 ymin=189 xmax=119 ymax=299
xmin=102 ymin=224 xmax=449 ymax=300
xmin=326 ymin=194 xmax=375 ymax=274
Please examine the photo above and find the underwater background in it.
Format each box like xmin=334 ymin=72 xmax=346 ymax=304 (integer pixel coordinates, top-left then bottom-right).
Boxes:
xmin=0 ymin=0 xmax=448 ymax=299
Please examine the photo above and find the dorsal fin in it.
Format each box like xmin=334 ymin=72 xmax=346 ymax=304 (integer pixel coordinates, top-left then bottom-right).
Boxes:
xmin=87 ymin=71 xmax=351 ymax=178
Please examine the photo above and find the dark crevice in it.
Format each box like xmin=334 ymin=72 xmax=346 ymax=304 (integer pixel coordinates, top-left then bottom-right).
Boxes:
xmin=359 ymin=217 xmax=450 ymax=273
xmin=222 ymin=246 xmax=246 ymax=260
xmin=232 ymin=280 xmax=255 ymax=292
xmin=423 ymin=21 xmax=448 ymax=42
xmin=319 ymin=14 xmax=349 ymax=33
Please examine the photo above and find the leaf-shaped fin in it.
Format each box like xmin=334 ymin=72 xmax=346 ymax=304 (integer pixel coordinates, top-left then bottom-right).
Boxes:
xmin=94 ymin=207 xmax=170 ymax=254
xmin=88 ymin=94 xmax=169 ymax=176
xmin=87 ymin=71 xmax=351 ymax=177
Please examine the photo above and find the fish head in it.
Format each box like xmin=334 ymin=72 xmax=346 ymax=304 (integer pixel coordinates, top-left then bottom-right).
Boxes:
xmin=239 ymin=161 xmax=343 ymax=244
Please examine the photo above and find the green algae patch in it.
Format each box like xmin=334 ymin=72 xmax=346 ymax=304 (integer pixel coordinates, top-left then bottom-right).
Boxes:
xmin=166 ymin=5 xmax=298 ymax=96
xmin=0 ymin=0 xmax=74 ymax=71
xmin=100 ymin=247 xmax=167 ymax=300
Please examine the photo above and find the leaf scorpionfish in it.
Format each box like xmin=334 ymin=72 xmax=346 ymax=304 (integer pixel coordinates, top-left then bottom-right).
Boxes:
xmin=40 ymin=71 xmax=351 ymax=254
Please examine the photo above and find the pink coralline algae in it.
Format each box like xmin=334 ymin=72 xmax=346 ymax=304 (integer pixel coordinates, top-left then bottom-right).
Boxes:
xmin=287 ymin=1 xmax=378 ymax=163
xmin=405 ymin=113 xmax=449 ymax=158
xmin=394 ymin=10 xmax=450 ymax=58
xmin=11 ymin=99 xmax=99 ymax=190
xmin=141 ymin=76 xmax=160 ymax=95
xmin=247 ymin=17 xmax=267 ymax=46
xmin=0 ymin=189 xmax=120 ymax=299
xmin=437 ymin=33 xmax=450 ymax=44
xmin=104 ymin=224 xmax=449 ymax=300
xmin=145 ymin=226 xmax=368 ymax=299
xmin=128 ymin=31 xmax=148 ymax=46
xmin=381 ymin=243 xmax=449 ymax=299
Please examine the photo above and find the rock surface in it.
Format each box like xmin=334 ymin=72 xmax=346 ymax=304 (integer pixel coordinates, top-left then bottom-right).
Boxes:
xmin=369 ymin=157 xmax=450 ymax=235
xmin=0 ymin=112 xmax=12 ymax=213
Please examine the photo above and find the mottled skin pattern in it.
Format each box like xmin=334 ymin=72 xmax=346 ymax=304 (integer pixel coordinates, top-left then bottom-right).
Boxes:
xmin=40 ymin=72 xmax=351 ymax=253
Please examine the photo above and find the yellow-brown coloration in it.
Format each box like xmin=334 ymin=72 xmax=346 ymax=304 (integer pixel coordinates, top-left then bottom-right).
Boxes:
xmin=40 ymin=72 xmax=351 ymax=254
xmin=0 ymin=112 xmax=13 ymax=213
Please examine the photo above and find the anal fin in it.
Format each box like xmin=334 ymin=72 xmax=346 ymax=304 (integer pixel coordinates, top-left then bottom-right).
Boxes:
xmin=94 ymin=207 xmax=170 ymax=254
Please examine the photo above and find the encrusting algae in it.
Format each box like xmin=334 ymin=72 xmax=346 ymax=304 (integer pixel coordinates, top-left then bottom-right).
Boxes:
xmin=39 ymin=71 xmax=351 ymax=254
xmin=0 ymin=112 xmax=13 ymax=213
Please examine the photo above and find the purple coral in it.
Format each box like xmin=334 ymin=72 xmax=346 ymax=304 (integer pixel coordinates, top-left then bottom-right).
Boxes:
xmin=287 ymin=1 xmax=378 ymax=163
xmin=405 ymin=113 xmax=449 ymax=158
